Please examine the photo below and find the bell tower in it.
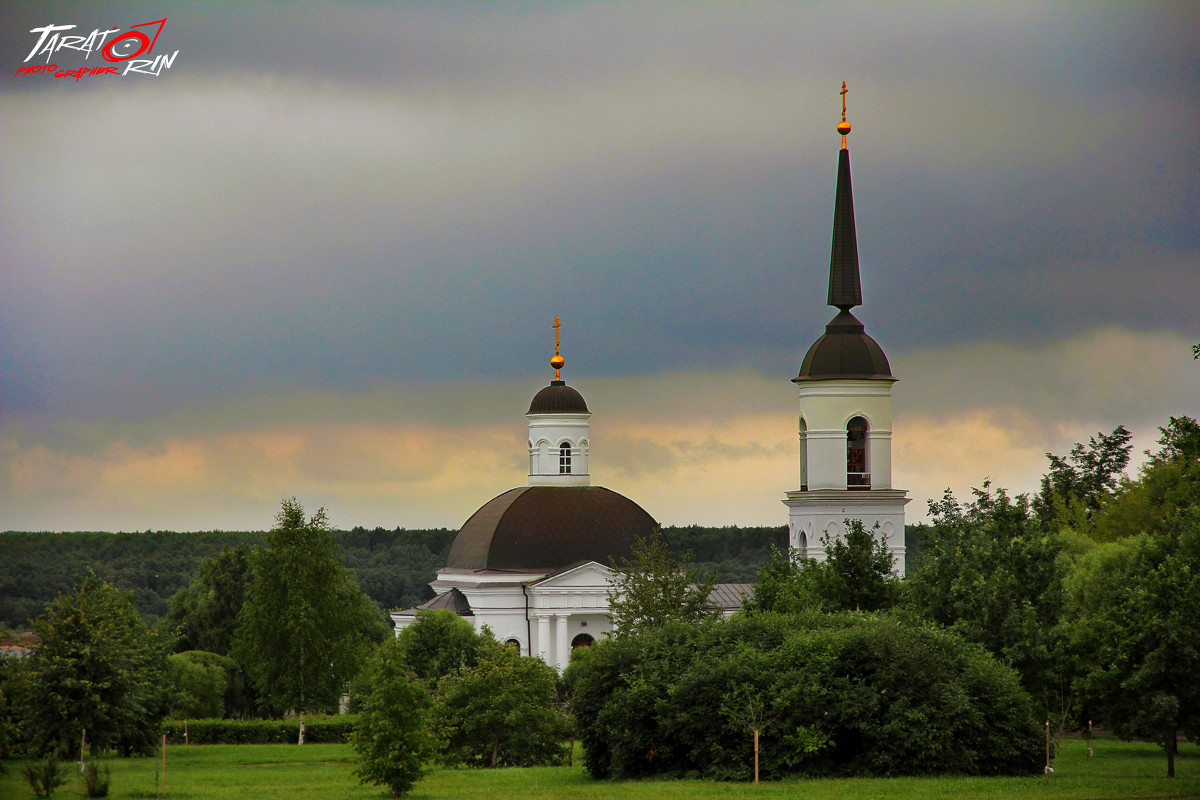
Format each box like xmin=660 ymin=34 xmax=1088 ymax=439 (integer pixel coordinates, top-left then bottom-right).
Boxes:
xmin=783 ymin=84 xmax=908 ymax=573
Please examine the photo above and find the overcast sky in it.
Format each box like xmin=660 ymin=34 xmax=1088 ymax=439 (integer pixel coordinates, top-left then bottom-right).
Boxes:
xmin=1 ymin=2 xmax=1197 ymax=533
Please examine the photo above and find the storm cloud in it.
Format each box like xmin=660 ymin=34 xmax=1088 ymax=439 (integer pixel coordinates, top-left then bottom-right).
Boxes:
xmin=1 ymin=2 xmax=1196 ymax=531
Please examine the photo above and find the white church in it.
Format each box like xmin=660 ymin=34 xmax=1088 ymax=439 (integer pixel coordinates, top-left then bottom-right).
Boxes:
xmin=392 ymin=93 xmax=908 ymax=668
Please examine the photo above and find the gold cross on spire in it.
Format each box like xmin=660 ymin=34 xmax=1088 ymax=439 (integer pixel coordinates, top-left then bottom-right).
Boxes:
xmin=838 ymin=81 xmax=852 ymax=149
xmin=550 ymin=315 xmax=565 ymax=379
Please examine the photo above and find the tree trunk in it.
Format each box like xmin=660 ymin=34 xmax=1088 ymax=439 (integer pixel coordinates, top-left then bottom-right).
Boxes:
xmin=80 ymin=726 xmax=87 ymax=765
xmin=491 ymin=734 xmax=499 ymax=768
xmin=298 ymin=693 xmax=306 ymax=745
xmin=1167 ymin=728 xmax=1176 ymax=778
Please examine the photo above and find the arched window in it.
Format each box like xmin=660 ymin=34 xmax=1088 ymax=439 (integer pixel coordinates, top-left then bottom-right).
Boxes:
xmin=559 ymin=442 xmax=572 ymax=474
xmin=504 ymin=638 xmax=522 ymax=653
xmin=847 ymin=416 xmax=870 ymax=488
xmin=571 ymin=633 xmax=595 ymax=650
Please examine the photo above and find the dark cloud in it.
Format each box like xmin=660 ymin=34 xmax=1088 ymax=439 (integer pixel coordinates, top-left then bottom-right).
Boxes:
xmin=1 ymin=1 xmax=1196 ymax=426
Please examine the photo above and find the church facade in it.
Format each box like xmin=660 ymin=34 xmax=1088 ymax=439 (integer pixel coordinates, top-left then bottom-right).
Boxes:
xmin=392 ymin=89 xmax=906 ymax=663
xmin=391 ymin=320 xmax=660 ymax=669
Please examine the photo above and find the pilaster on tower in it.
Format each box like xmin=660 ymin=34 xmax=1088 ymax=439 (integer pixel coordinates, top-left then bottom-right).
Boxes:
xmin=784 ymin=84 xmax=908 ymax=574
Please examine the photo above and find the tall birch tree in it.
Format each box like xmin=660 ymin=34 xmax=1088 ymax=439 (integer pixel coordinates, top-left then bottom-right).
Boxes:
xmin=233 ymin=499 xmax=383 ymax=743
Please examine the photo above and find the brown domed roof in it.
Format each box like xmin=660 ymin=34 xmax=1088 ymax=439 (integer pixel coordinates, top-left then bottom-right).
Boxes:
xmin=796 ymin=310 xmax=894 ymax=381
xmin=527 ymin=380 xmax=590 ymax=414
xmin=445 ymin=486 xmax=656 ymax=571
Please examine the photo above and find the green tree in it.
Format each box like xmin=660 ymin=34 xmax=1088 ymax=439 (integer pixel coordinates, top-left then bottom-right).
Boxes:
xmin=353 ymin=637 xmax=434 ymax=796
xmin=160 ymin=545 xmax=253 ymax=655
xmin=21 ymin=575 xmax=168 ymax=758
xmin=904 ymin=484 xmax=1074 ymax=719
xmin=232 ymin=499 xmax=386 ymax=743
xmin=394 ymin=609 xmax=481 ymax=686
xmin=434 ymin=637 xmax=568 ymax=767
xmin=0 ymin=652 xmax=21 ymax=764
xmin=1146 ymin=416 xmax=1200 ymax=465
xmin=1033 ymin=425 xmax=1132 ymax=527
xmin=607 ymin=529 xmax=718 ymax=636
xmin=742 ymin=545 xmax=824 ymax=614
xmin=166 ymin=651 xmax=230 ymax=719
xmin=746 ymin=521 xmax=896 ymax=614
xmin=1065 ymin=425 xmax=1200 ymax=777
xmin=1093 ymin=417 xmax=1200 ymax=542
xmin=813 ymin=520 xmax=898 ymax=612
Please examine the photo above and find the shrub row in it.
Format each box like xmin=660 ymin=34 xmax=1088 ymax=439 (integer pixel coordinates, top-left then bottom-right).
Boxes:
xmin=571 ymin=611 xmax=1043 ymax=780
xmin=161 ymin=715 xmax=358 ymax=745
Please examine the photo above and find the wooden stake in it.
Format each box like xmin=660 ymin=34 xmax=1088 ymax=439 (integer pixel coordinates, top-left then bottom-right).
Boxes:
xmin=754 ymin=728 xmax=760 ymax=789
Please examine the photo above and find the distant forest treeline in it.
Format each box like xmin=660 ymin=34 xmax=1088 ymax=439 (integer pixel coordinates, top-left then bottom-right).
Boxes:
xmin=0 ymin=525 xmax=795 ymax=630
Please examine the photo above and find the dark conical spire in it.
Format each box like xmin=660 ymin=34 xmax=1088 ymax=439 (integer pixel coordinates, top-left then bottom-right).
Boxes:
xmin=795 ymin=84 xmax=893 ymax=383
xmin=827 ymin=146 xmax=862 ymax=310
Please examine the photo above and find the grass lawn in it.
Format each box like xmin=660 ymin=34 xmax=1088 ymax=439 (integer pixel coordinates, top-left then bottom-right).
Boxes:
xmin=2 ymin=736 xmax=1197 ymax=800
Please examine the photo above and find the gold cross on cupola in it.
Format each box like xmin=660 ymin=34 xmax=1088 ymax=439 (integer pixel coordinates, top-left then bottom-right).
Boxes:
xmin=838 ymin=81 xmax=852 ymax=149
xmin=551 ymin=315 xmax=565 ymax=380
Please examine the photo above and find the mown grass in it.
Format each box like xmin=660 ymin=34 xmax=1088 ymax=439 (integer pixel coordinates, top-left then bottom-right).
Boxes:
xmin=2 ymin=736 xmax=1197 ymax=800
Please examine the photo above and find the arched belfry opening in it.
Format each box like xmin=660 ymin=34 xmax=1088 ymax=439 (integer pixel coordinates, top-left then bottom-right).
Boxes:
xmin=847 ymin=416 xmax=869 ymax=489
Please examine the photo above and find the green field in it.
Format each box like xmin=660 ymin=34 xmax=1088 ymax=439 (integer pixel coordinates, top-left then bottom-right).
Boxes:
xmin=2 ymin=737 xmax=1197 ymax=800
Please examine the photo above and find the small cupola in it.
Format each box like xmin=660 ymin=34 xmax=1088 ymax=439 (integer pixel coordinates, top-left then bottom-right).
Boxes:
xmin=527 ymin=316 xmax=591 ymax=486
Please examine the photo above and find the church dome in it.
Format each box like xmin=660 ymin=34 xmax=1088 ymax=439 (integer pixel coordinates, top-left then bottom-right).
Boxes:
xmin=527 ymin=380 xmax=590 ymax=414
xmin=796 ymin=309 xmax=894 ymax=381
xmin=444 ymin=486 xmax=655 ymax=571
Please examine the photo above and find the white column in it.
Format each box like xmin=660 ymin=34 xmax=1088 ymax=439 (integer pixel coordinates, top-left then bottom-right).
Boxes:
xmin=867 ymin=430 xmax=892 ymax=489
xmin=555 ymin=614 xmax=569 ymax=670
xmin=537 ymin=614 xmax=551 ymax=663
xmin=807 ymin=431 xmax=846 ymax=489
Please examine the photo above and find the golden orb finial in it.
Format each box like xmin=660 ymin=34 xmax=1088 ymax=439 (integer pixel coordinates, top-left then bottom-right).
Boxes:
xmin=551 ymin=315 xmax=565 ymax=380
xmin=838 ymin=81 xmax=851 ymax=148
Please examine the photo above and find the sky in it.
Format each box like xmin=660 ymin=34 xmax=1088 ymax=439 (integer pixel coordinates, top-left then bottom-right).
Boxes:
xmin=1 ymin=2 xmax=1197 ymax=533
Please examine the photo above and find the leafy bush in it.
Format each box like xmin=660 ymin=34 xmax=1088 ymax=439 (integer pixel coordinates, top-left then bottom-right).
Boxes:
xmin=572 ymin=611 xmax=1042 ymax=780
xmin=161 ymin=715 xmax=357 ymax=744
xmin=23 ymin=756 xmax=67 ymax=798
xmin=82 ymin=760 xmax=110 ymax=797
xmin=434 ymin=638 xmax=568 ymax=767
